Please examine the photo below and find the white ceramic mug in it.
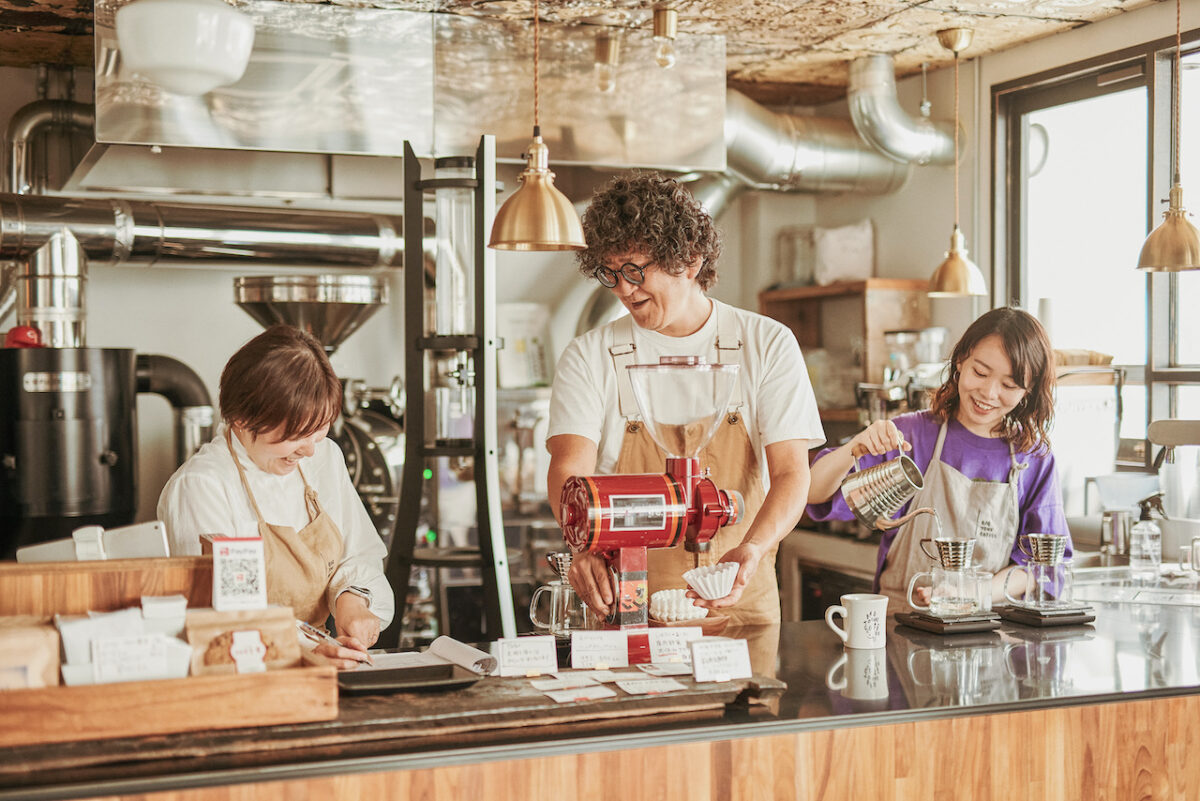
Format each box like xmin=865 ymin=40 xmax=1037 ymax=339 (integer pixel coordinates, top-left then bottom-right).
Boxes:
xmin=825 ymin=647 xmax=889 ymax=700
xmin=825 ymin=593 xmax=889 ymax=649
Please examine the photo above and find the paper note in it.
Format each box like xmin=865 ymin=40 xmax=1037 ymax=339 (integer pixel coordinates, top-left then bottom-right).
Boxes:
xmin=569 ymin=630 xmax=629 ymax=670
xmin=543 ymin=684 xmax=618 ymax=704
xmin=556 ymin=669 xmax=645 ymax=684
xmin=690 ymin=638 xmax=753 ymax=683
xmin=530 ymin=675 xmax=598 ymax=691
xmin=637 ymin=662 xmax=693 ymax=677
xmin=497 ymin=635 xmax=558 ymax=677
xmin=92 ymin=634 xmax=169 ymax=684
xmin=615 ymin=677 xmax=687 ymax=695
xmin=648 ymin=627 xmax=703 ymax=663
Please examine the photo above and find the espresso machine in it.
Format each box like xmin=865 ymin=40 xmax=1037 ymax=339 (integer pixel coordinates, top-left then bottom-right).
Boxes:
xmin=558 ymin=356 xmax=744 ymax=663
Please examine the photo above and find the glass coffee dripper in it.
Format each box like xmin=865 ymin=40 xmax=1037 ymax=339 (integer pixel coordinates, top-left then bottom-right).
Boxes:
xmin=907 ymin=537 xmax=989 ymax=617
xmin=1004 ymin=533 xmax=1074 ymax=609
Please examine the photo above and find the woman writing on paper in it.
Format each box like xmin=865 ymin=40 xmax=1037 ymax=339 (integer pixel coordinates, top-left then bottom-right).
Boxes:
xmin=159 ymin=325 xmax=393 ymax=668
xmin=805 ymin=308 xmax=1071 ymax=606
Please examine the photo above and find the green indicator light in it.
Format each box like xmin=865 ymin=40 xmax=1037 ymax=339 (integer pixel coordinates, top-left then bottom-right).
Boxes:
xmin=423 ymin=468 xmax=433 ymax=480
xmin=425 ymin=530 xmax=437 ymax=544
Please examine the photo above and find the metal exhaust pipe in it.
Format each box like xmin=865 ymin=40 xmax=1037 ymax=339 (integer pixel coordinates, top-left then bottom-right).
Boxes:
xmin=847 ymin=54 xmax=957 ymax=166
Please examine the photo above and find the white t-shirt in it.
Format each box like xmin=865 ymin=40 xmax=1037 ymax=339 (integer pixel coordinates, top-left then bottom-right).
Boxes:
xmin=157 ymin=425 xmax=395 ymax=627
xmin=548 ymin=299 xmax=825 ymax=486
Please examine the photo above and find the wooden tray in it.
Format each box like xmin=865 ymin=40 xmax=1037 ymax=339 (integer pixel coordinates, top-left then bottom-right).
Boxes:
xmin=0 ymin=665 xmax=337 ymax=748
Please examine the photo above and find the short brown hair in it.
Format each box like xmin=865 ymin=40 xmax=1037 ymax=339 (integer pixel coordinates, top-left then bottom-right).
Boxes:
xmin=576 ymin=173 xmax=722 ymax=290
xmin=929 ymin=307 xmax=1055 ymax=454
xmin=219 ymin=324 xmax=341 ymax=441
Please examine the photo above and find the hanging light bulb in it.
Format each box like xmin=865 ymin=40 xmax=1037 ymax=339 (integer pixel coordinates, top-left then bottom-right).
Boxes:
xmin=1137 ymin=0 xmax=1200 ymax=271
xmin=652 ymin=6 xmax=678 ymax=70
xmin=929 ymin=28 xmax=988 ymax=297
xmin=488 ymin=0 xmax=586 ymax=252
xmin=594 ymin=31 xmax=620 ymax=94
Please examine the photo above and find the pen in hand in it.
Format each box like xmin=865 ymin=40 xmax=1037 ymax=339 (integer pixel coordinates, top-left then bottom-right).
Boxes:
xmin=296 ymin=619 xmax=373 ymax=665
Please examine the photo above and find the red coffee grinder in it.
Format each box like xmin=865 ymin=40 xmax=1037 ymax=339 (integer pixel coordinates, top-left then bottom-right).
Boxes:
xmin=559 ymin=356 xmax=744 ymax=663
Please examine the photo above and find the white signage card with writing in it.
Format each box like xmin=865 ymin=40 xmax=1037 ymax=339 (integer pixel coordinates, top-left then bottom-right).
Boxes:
xmin=543 ymin=685 xmax=618 ymax=704
xmin=615 ymin=677 xmax=687 ymax=695
xmin=211 ymin=537 xmax=268 ymax=612
xmin=553 ymin=669 xmax=646 ymax=684
xmin=636 ymin=662 xmax=693 ymax=677
xmin=648 ymin=627 xmax=704 ymax=663
xmin=496 ymin=635 xmax=559 ymax=677
xmin=230 ymin=630 xmax=268 ymax=674
xmin=530 ymin=675 xmax=598 ymax=691
xmin=92 ymin=634 xmax=169 ymax=683
xmin=569 ymin=630 xmax=629 ymax=670
xmin=690 ymin=638 xmax=753 ymax=683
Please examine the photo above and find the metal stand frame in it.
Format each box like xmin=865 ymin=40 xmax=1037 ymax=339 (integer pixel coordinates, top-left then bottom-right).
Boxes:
xmin=380 ymin=136 xmax=516 ymax=647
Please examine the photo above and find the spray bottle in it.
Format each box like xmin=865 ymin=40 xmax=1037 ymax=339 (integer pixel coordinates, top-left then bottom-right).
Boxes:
xmin=1130 ymin=492 xmax=1166 ymax=581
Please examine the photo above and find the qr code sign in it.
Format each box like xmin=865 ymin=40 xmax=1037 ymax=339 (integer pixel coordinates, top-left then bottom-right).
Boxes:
xmin=219 ymin=559 xmax=263 ymax=597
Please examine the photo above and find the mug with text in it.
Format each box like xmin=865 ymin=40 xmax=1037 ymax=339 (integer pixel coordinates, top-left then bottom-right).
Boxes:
xmin=825 ymin=593 xmax=889 ymax=649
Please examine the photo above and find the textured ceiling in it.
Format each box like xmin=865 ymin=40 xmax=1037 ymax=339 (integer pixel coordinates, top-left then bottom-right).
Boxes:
xmin=0 ymin=0 xmax=1158 ymax=105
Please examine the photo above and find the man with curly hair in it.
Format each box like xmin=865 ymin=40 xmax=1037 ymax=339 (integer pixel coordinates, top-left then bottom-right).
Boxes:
xmin=547 ymin=173 xmax=825 ymax=625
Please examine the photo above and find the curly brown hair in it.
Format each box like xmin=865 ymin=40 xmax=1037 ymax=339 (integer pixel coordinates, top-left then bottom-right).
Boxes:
xmin=929 ymin=307 xmax=1056 ymax=454
xmin=575 ymin=173 xmax=722 ymax=290
xmin=219 ymin=324 xmax=341 ymax=441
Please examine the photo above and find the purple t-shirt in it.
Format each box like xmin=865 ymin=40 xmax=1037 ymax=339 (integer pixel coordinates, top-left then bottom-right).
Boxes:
xmin=806 ymin=411 xmax=1071 ymax=585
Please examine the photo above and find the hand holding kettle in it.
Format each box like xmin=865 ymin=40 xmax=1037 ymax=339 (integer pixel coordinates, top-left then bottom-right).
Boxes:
xmin=848 ymin=419 xmax=912 ymax=460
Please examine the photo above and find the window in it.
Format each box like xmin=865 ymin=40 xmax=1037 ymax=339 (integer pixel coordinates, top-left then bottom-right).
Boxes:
xmin=996 ymin=34 xmax=1200 ymax=469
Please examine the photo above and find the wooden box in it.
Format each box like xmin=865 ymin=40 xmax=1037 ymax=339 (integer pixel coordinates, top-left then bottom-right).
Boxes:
xmin=0 ymin=556 xmax=338 ymax=747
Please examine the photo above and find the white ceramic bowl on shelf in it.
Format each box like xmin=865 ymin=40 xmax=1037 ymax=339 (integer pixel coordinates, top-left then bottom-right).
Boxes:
xmin=116 ymin=0 xmax=256 ymax=96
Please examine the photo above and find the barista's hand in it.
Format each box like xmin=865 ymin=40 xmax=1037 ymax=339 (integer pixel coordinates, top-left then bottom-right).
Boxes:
xmin=912 ymin=585 xmax=932 ymax=606
xmin=849 ymin=420 xmax=911 ymax=460
xmin=334 ymin=591 xmax=381 ymax=649
xmin=686 ymin=542 xmax=767 ymax=609
xmin=569 ymin=551 xmax=614 ymax=617
xmin=313 ymin=635 xmax=374 ymax=670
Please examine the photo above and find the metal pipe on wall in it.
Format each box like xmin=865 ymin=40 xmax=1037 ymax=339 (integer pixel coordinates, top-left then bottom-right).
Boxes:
xmin=847 ymin=54 xmax=957 ymax=166
xmin=136 ymin=354 xmax=214 ymax=466
xmin=5 ymin=99 xmax=95 ymax=195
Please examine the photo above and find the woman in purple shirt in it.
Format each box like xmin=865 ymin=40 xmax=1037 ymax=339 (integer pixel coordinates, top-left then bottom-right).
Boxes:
xmin=807 ymin=308 xmax=1070 ymax=606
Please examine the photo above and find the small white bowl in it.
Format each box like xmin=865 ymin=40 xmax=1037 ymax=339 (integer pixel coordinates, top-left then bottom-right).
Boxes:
xmin=117 ymin=0 xmax=256 ymax=95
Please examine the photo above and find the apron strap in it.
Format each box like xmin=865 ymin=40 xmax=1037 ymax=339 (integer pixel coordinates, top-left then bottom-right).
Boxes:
xmin=608 ymin=315 xmax=640 ymax=420
xmin=713 ymin=303 xmax=745 ymax=409
xmin=930 ymin=420 xmax=950 ymax=462
xmin=226 ymin=428 xmax=268 ymax=524
xmin=296 ymin=464 xmax=322 ymax=523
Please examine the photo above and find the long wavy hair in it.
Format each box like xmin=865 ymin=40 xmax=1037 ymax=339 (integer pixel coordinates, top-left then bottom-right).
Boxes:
xmin=929 ymin=307 xmax=1055 ymax=454
xmin=575 ymin=173 xmax=722 ymax=290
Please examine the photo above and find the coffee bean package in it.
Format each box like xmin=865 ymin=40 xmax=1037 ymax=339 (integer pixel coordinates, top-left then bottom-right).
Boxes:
xmin=185 ymin=606 xmax=300 ymax=676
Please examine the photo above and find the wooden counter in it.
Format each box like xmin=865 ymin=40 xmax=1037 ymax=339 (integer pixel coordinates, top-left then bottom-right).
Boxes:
xmin=3 ymin=571 xmax=1200 ymax=800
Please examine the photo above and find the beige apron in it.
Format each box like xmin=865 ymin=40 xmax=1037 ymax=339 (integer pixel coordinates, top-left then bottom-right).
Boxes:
xmin=878 ymin=421 xmax=1025 ymax=607
xmin=607 ymin=310 xmax=777 ymax=625
xmin=226 ymin=429 xmax=344 ymax=625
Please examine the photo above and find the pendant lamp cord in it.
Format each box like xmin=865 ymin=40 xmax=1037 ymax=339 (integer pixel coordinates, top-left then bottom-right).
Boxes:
xmin=533 ymin=0 xmax=541 ymax=137
xmin=1173 ymin=0 xmax=1181 ymax=184
xmin=953 ymin=50 xmax=960 ymax=229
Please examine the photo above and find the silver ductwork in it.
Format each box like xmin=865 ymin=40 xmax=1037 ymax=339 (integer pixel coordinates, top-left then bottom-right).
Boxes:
xmin=723 ymin=88 xmax=911 ymax=194
xmin=6 ymin=100 xmax=95 ymax=195
xmin=848 ymin=54 xmax=957 ymax=166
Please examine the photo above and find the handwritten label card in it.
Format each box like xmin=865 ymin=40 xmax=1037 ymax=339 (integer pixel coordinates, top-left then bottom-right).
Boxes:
xmin=530 ymin=675 xmax=598 ymax=692
xmin=648 ymin=627 xmax=703 ymax=663
xmin=637 ymin=662 xmax=693 ymax=677
xmin=92 ymin=634 xmax=168 ymax=684
xmin=569 ymin=630 xmax=629 ymax=670
xmin=690 ymin=638 xmax=752 ymax=683
xmin=543 ymin=685 xmax=617 ymax=704
xmin=496 ymin=635 xmax=558 ymax=677
xmin=211 ymin=537 xmax=267 ymax=612
xmin=230 ymin=630 xmax=267 ymax=674
xmin=615 ymin=677 xmax=687 ymax=695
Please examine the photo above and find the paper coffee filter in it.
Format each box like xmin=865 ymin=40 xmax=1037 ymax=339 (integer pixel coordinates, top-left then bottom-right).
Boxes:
xmin=683 ymin=562 xmax=738 ymax=600
xmin=649 ymin=589 xmax=708 ymax=622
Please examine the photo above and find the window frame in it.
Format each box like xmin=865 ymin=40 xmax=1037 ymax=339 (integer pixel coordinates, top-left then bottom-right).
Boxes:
xmin=992 ymin=28 xmax=1200 ymax=469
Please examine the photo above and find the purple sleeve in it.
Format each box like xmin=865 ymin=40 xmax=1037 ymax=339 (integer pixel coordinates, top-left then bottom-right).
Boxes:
xmin=1007 ymin=452 xmax=1072 ymax=567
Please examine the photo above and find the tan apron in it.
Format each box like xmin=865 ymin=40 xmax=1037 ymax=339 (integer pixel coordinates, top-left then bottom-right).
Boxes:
xmin=878 ymin=421 xmax=1025 ymax=607
xmin=607 ymin=310 xmax=776 ymax=625
xmin=226 ymin=430 xmax=344 ymax=625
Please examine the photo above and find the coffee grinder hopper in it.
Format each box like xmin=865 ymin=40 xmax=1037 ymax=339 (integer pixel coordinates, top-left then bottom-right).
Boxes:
xmin=233 ymin=274 xmax=388 ymax=355
xmin=626 ymin=356 xmax=740 ymax=458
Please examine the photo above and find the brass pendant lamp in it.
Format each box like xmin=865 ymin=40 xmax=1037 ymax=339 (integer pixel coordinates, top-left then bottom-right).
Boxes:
xmin=487 ymin=0 xmax=586 ymax=251
xmin=1137 ymin=0 xmax=1200 ymax=271
xmin=928 ymin=28 xmax=988 ymax=297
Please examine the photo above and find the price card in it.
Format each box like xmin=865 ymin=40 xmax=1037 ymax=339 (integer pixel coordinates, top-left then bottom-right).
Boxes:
xmin=690 ymin=638 xmax=752 ymax=683
xmin=648 ymin=627 xmax=703 ymax=663
xmin=569 ymin=630 xmax=629 ymax=669
xmin=530 ymin=675 xmax=598 ymax=691
xmin=615 ymin=677 xmax=687 ymax=695
xmin=211 ymin=537 xmax=267 ymax=612
xmin=637 ymin=662 xmax=693 ymax=677
xmin=92 ymin=634 xmax=169 ymax=684
xmin=496 ymin=635 xmax=558 ymax=677
xmin=543 ymin=685 xmax=617 ymax=704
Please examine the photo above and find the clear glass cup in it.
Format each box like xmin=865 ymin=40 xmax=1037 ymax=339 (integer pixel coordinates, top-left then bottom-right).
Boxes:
xmin=907 ymin=566 xmax=988 ymax=617
xmin=1003 ymin=561 xmax=1075 ymax=609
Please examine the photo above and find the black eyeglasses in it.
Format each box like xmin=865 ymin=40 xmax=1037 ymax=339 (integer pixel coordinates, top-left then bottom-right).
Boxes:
xmin=594 ymin=261 xmax=652 ymax=288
